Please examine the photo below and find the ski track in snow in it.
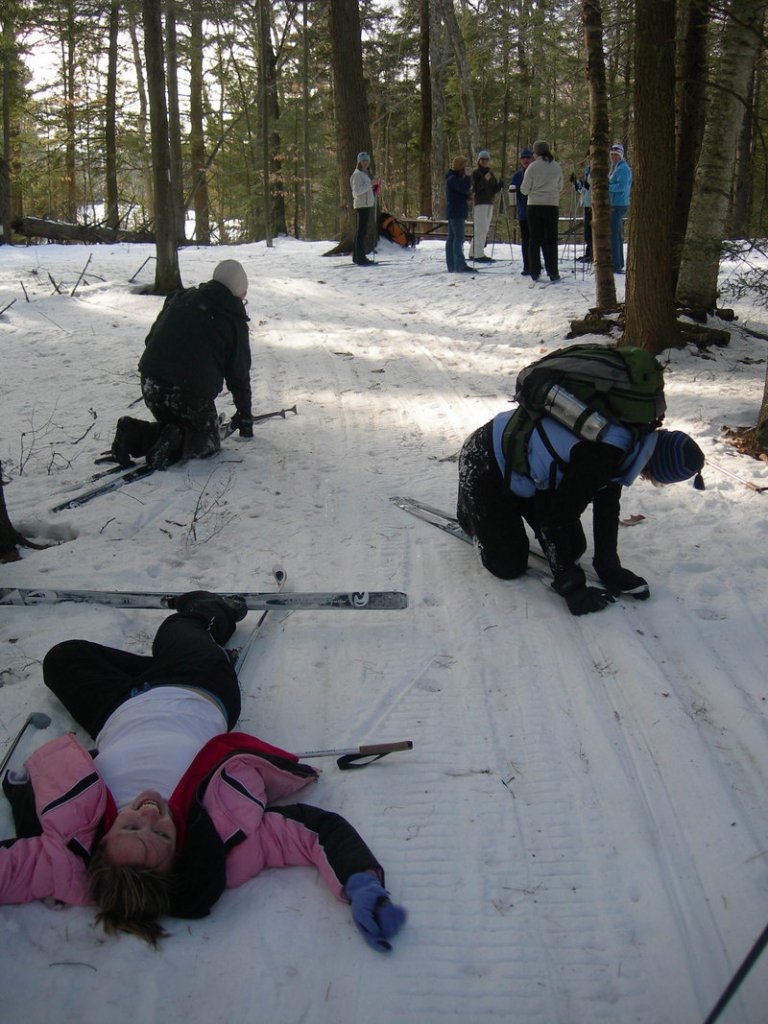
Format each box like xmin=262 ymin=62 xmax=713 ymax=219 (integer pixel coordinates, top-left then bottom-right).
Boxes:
xmin=0 ymin=239 xmax=766 ymax=1024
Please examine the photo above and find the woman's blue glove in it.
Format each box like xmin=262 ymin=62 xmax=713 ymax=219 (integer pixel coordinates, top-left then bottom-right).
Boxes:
xmin=345 ymin=871 xmax=407 ymax=952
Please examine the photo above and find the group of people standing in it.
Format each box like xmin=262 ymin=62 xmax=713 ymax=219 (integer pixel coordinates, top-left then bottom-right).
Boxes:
xmin=349 ymin=144 xmax=633 ymax=277
xmin=445 ymin=141 xmax=632 ymax=277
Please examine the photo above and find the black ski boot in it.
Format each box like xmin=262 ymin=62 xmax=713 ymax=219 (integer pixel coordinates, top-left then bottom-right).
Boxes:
xmin=168 ymin=590 xmax=247 ymax=644
xmin=110 ymin=417 xmax=162 ymax=466
xmin=147 ymin=424 xmax=184 ymax=470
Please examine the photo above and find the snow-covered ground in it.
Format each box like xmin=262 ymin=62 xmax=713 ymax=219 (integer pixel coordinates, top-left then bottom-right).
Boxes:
xmin=0 ymin=237 xmax=766 ymax=1024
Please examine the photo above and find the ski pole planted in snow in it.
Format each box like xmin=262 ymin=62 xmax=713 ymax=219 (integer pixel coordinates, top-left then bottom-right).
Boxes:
xmin=233 ymin=569 xmax=287 ymax=675
xmin=298 ymin=740 xmax=413 ymax=771
xmin=0 ymin=712 xmax=52 ymax=776
xmin=707 ymin=459 xmax=768 ymax=493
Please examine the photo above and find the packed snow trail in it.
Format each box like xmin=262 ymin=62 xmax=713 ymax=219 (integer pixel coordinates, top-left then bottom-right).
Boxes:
xmin=0 ymin=240 xmax=766 ymax=1024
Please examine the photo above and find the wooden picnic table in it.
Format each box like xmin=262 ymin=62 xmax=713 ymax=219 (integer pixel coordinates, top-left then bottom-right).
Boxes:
xmin=396 ymin=215 xmax=584 ymax=245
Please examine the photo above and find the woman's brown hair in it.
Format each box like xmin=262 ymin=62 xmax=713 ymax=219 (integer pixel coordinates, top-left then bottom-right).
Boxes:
xmin=87 ymin=843 xmax=174 ymax=947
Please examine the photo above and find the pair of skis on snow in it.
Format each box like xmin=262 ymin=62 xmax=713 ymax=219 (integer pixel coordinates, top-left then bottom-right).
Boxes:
xmin=50 ymin=405 xmax=298 ymax=513
xmin=1 ymin=567 xmax=411 ymax=770
xmin=10 ymin=496 xmax=552 ymax=609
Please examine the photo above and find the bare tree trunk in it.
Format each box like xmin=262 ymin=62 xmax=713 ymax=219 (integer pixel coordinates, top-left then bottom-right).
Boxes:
xmin=1 ymin=8 xmax=13 ymax=244
xmin=756 ymin=368 xmax=768 ymax=450
xmin=326 ymin=0 xmax=373 ymax=253
xmin=105 ymin=1 xmax=120 ymax=231
xmin=429 ymin=0 xmax=448 ymax=215
xmin=189 ymin=2 xmax=210 ymax=244
xmin=435 ymin=0 xmax=478 ymax=155
xmin=676 ymin=0 xmax=766 ymax=309
xmin=165 ymin=0 xmax=186 ymax=244
xmin=672 ymin=0 xmax=709 ymax=284
xmin=302 ymin=0 xmax=313 ymax=237
xmin=258 ymin=0 xmax=273 ymax=247
xmin=418 ymin=0 xmax=432 ymax=216
xmin=62 ymin=1 xmax=78 ymax=221
xmin=582 ymin=0 xmax=617 ymax=311
xmin=262 ymin=4 xmax=287 ymax=237
xmin=128 ymin=2 xmax=154 ymax=223
xmin=730 ymin=53 xmax=758 ymax=237
xmin=142 ymin=0 xmax=182 ymax=293
xmin=625 ymin=0 xmax=680 ymax=352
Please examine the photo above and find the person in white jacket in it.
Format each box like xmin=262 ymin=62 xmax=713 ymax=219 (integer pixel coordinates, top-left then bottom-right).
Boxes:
xmin=520 ymin=140 xmax=564 ymax=283
xmin=349 ymin=152 xmax=379 ymax=266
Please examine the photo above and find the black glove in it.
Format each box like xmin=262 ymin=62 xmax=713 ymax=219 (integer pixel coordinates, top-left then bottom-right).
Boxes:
xmin=594 ymin=565 xmax=650 ymax=600
xmin=230 ymin=412 xmax=254 ymax=438
xmin=562 ymin=586 xmax=615 ymax=616
xmin=569 ymin=173 xmax=576 ymax=183
xmin=553 ymin=566 xmax=615 ymax=616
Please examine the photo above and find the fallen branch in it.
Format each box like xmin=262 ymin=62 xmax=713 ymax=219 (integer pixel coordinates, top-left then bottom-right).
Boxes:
xmin=70 ymin=254 xmax=93 ymax=296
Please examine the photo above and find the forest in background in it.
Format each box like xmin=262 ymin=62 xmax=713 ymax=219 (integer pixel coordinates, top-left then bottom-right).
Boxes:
xmin=2 ymin=0 xmax=768 ymax=451
xmin=0 ymin=0 xmax=765 ymax=244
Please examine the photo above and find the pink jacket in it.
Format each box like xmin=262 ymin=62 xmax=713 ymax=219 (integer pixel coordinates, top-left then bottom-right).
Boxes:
xmin=0 ymin=733 xmax=381 ymax=914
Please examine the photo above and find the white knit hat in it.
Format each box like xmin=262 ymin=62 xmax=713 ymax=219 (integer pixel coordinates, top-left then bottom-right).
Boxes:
xmin=212 ymin=260 xmax=248 ymax=298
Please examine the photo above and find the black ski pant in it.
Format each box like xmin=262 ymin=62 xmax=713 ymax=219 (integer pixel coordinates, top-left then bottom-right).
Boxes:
xmin=456 ymin=421 xmax=586 ymax=579
xmin=42 ymin=613 xmax=241 ymax=737
xmin=526 ymin=205 xmax=560 ymax=280
xmin=583 ymin=207 xmax=593 ymax=258
xmin=519 ymin=219 xmax=531 ymax=273
xmin=353 ymin=206 xmax=372 ymax=263
xmin=141 ymin=375 xmax=222 ymax=459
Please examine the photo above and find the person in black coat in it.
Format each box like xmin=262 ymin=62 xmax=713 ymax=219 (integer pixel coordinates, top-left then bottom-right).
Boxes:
xmin=110 ymin=260 xmax=253 ymax=470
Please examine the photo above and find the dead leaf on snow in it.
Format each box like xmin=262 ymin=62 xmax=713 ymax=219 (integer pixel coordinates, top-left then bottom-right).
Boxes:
xmin=620 ymin=514 xmax=646 ymax=526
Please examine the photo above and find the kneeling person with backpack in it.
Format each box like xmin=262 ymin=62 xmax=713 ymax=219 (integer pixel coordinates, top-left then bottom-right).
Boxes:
xmin=456 ymin=344 xmax=705 ymax=616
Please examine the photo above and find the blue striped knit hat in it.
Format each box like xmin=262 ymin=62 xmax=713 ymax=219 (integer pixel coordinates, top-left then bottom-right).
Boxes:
xmin=647 ymin=430 xmax=704 ymax=485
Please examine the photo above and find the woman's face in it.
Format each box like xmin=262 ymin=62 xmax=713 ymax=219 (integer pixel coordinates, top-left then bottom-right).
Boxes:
xmin=103 ymin=790 xmax=177 ymax=873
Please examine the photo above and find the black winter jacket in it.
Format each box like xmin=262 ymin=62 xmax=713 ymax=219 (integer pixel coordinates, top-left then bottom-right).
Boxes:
xmin=138 ymin=280 xmax=252 ymax=418
xmin=470 ymin=167 xmax=503 ymax=205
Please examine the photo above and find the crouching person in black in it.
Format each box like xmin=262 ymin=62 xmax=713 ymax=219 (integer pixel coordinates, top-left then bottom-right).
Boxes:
xmin=457 ymin=410 xmax=704 ymax=616
xmin=109 ymin=260 xmax=254 ymax=470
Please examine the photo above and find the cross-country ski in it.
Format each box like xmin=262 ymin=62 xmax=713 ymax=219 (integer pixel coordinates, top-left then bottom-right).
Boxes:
xmin=0 ymin=586 xmax=408 ymax=611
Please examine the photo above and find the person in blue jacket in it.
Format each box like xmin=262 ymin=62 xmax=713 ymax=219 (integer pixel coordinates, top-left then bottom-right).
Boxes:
xmin=508 ymin=148 xmax=534 ymax=275
xmin=608 ymin=144 xmax=632 ymax=273
xmin=445 ymin=156 xmax=475 ymax=273
xmin=456 ymin=412 xmax=704 ymax=616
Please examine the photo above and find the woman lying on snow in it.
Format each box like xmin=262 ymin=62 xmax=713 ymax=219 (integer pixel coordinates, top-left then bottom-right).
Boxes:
xmin=0 ymin=593 xmax=406 ymax=950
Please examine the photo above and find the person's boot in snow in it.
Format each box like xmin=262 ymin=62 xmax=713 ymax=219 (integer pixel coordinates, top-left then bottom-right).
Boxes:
xmin=146 ymin=424 xmax=184 ymax=470
xmin=110 ymin=417 xmax=162 ymax=466
xmin=169 ymin=590 xmax=248 ymax=644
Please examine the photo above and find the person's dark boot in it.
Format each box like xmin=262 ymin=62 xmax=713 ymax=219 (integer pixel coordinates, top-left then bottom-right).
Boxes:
xmin=168 ymin=590 xmax=247 ymax=644
xmin=147 ymin=424 xmax=184 ymax=470
xmin=111 ymin=417 xmax=162 ymax=466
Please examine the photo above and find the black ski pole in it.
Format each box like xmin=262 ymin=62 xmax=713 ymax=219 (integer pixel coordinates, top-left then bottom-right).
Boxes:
xmin=297 ymin=740 xmax=413 ymax=771
xmin=0 ymin=712 xmax=52 ymax=775
xmin=702 ymin=922 xmax=768 ymax=1024
xmin=232 ymin=569 xmax=287 ymax=675
xmin=253 ymin=404 xmax=298 ymax=423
